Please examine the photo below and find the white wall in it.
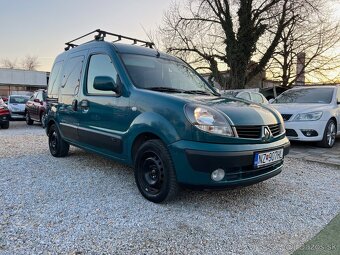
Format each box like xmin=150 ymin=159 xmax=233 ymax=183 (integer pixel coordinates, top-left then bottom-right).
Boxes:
xmin=0 ymin=68 xmax=47 ymax=86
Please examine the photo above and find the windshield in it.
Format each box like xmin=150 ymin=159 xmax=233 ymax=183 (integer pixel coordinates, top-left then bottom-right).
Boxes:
xmin=121 ymin=54 xmax=215 ymax=95
xmin=9 ymin=96 xmax=29 ymax=104
xmin=273 ymin=88 xmax=334 ymax=104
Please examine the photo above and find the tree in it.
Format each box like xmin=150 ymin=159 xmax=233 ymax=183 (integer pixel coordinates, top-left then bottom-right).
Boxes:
xmin=0 ymin=58 xmax=17 ymax=69
xmin=160 ymin=0 xmax=297 ymax=89
xmin=264 ymin=0 xmax=340 ymax=86
xmin=21 ymin=55 xmax=40 ymax=71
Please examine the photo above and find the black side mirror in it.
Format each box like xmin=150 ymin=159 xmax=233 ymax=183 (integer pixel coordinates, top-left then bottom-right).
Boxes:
xmin=93 ymin=76 xmax=121 ymax=95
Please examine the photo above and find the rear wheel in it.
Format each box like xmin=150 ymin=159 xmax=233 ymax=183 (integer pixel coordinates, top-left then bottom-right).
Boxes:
xmin=25 ymin=111 xmax=33 ymax=125
xmin=134 ymin=139 xmax=179 ymax=203
xmin=48 ymin=124 xmax=69 ymax=157
xmin=318 ymin=119 xmax=337 ymax=148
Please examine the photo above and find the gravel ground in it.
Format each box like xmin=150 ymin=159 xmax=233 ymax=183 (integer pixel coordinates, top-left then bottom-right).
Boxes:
xmin=1 ymin=121 xmax=339 ymax=255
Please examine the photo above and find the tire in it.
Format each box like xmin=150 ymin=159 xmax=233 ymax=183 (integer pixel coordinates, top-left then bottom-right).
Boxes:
xmin=40 ymin=112 xmax=46 ymax=128
xmin=134 ymin=139 xmax=179 ymax=203
xmin=318 ymin=119 xmax=337 ymax=148
xmin=25 ymin=111 xmax=34 ymax=125
xmin=1 ymin=122 xmax=9 ymax=129
xmin=48 ymin=124 xmax=69 ymax=157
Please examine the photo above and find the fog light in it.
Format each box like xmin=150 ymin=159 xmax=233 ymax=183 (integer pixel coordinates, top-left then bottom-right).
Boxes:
xmin=211 ymin=169 xmax=225 ymax=181
xmin=301 ymin=129 xmax=318 ymax=137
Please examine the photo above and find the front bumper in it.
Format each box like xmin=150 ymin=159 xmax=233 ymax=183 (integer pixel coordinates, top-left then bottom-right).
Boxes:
xmin=168 ymin=137 xmax=290 ymax=187
xmin=10 ymin=111 xmax=25 ymax=119
xmin=284 ymin=120 xmax=327 ymax=141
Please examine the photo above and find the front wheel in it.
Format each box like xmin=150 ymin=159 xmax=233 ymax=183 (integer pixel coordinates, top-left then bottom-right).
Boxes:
xmin=48 ymin=124 xmax=69 ymax=157
xmin=1 ymin=122 xmax=9 ymax=129
xmin=25 ymin=111 xmax=33 ymax=125
xmin=318 ymin=119 xmax=337 ymax=148
xmin=134 ymin=139 xmax=179 ymax=203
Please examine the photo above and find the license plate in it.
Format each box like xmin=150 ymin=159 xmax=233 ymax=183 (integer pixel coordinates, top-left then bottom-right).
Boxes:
xmin=254 ymin=148 xmax=284 ymax=168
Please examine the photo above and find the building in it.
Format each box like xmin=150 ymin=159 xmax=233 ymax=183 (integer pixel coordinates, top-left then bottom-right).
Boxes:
xmin=0 ymin=68 xmax=49 ymax=96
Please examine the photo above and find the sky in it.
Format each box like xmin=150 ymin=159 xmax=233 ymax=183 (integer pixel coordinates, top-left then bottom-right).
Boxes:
xmin=0 ymin=0 xmax=173 ymax=71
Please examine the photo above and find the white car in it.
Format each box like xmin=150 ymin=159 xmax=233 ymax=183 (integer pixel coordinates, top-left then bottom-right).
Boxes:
xmin=271 ymin=85 xmax=340 ymax=147
xmin=7 ymin=95 xmax=30 ymax=120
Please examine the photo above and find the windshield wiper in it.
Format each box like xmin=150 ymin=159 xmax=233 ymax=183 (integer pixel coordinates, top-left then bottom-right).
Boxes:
xmin=146 ymin=87 xmax=185 ymax=93
xmin=183 ymin=90 xmax=212 ymax=96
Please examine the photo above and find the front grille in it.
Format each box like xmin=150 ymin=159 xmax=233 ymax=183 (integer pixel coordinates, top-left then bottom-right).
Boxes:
xmin=281 ymin=114 xmax=293 ymax=121
xmin=235 ymin=124 xmax=283 ymax=139
xmin=235 ymin=126 xmax=262 ymax=138
xmin=268 ymin=124 xmax=281 ymax=136
xmin=286 ymin=129 xmax=298 ymax=137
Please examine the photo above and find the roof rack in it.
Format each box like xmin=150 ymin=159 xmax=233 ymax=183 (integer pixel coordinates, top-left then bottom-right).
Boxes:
xmin=64 ymin=29 xmax=155 ymax=51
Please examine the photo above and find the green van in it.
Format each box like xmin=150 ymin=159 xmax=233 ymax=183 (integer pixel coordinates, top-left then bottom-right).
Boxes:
xmin=46 ymin=30 xmax=290 ymax=203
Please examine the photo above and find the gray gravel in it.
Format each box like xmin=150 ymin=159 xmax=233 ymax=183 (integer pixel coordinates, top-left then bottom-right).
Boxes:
xmin=1 ymin=121 xmax=340 ymax=255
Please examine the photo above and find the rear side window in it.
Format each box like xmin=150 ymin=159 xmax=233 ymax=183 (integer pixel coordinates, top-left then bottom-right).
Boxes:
xmin=252 ymin=93 xmax=264 ymax=104
xmin=48 ymin=61 xmax=63 ymax=97
xmin=237 ymin=92 xmax=251 ymax=101
xmin=62 ymin=56 xmax=84 ymax=95
xmin=86 ymin=54 xmax=118 ymax=95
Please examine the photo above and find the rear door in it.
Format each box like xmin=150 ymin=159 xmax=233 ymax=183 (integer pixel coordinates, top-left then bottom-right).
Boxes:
xmin=26 ymin=92 xmax=37 ymax=117
xmin=58 ymin=50 xmax=87 ymax=143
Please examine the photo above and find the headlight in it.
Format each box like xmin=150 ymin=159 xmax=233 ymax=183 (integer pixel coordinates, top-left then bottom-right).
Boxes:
xmin=185 ymin=104 xmax=234 ymax=136
xmin=293 ymin=111 xmax=323 ymax=121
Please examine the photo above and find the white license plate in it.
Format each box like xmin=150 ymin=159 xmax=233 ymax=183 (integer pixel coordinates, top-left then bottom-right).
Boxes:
xmin=254 ymin=148 xmax=283 ymax=168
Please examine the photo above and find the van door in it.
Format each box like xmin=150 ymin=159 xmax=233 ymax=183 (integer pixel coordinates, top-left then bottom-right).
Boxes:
xmin=337 ymin=87 xmax=340 ymax=133
xmin=77 ymin=52 xmax=131 ymax=156
xmin=58 ymin=51 xmax=86 ymax=143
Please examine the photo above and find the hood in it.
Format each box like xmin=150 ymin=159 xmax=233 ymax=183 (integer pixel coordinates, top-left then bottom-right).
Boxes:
xmin=175 ymin=94 xmax=279 ymax=126
xmin=271 ymin=103 xmax=331 ymax=115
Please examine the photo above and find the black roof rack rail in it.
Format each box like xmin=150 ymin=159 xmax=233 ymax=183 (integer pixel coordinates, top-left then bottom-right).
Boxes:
xmin=64 ymin=29 xmax=155 ymax=51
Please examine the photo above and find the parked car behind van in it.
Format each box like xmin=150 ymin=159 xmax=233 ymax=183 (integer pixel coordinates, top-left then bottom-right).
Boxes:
xmin=223 ymin=90 xmax=269 ymax=104
xmin=0 ymin=104 xmax=10 ymax=129
xmin=25 ymin=89 xmax=47 ymax=126
xmin=271 ymin=85 xmax=340 ymax=148
xmin=45 ymin=30 xmax=290 ymax=203
xmin=7 ymin=95 xmax=29 ymax=120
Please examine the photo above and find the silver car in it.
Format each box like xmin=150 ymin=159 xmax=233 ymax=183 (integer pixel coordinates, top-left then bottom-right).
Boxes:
xmin=7 ymin=95 xmax=30 ymax=119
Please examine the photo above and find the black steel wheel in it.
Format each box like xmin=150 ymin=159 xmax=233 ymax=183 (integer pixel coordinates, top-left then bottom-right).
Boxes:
xmin=48 ymin=124 xmax=69 ymax=157
xmin=134 ymin=139 xmax=178 ymax=203
xmin=25 ymin=111 xmax=33 ymax=125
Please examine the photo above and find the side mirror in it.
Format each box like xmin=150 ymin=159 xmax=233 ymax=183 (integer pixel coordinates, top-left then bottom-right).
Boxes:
xmin=33 ymin=98 xmax=40 ymax=103
xmin=93 ymin=76 xmax=121 ymax=95
xmin=268 ymin=98 xmax=275 ymax=104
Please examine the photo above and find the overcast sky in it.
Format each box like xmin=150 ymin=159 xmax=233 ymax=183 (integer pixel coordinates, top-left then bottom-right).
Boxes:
xmin=0 ymin=0 xmax=173 ymax=71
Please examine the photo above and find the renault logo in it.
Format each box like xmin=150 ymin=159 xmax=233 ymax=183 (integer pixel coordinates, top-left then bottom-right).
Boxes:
xmin=262 ymin=126 xmax=272 ymax=141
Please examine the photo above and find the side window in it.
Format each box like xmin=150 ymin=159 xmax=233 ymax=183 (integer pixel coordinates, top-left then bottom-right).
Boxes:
xmin=252 ymin=93 xmax=264 ymax=104
xmin=30 ymin=92 xmax=37 ymax=101
xmin=36 ymin=91 xmax=43 ymax=101
xmin=337 ymin=88 xmax=340 ymax=101
xmin=86 ymin=54 xmax=118 ymax=95
xmin=48 ymin=61 xmax=63 ymax=97
xmin=61 ymin=56 xmax=84 ymax=95
xmin=237 ymin=92 xmax=251 ymax=101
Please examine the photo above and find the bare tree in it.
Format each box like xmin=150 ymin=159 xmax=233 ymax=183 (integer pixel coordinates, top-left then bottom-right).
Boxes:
xmin=264 ymin=0 xmax=340 ymax=86
xmin=21 ymin=55 xmax=40 ymax=71
xmin=0 ymin=58 xmax=17 ymax=69
xmin=160 ymin=0 xmax=297 ymax=89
